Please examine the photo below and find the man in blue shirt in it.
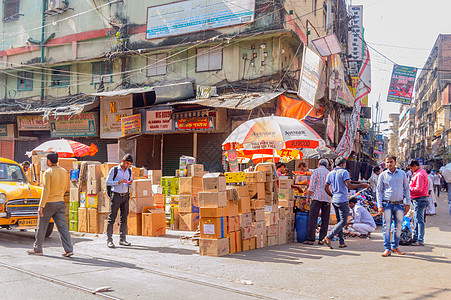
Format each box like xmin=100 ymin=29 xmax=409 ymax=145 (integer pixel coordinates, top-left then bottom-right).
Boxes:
xmin=324 ymin=157 xmax=369 ymax=248
xmin=106 ymin=154 xmax=134 ymax=249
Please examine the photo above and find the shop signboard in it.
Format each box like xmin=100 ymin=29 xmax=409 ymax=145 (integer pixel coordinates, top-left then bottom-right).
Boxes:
xmin=122 ymin=114 xmax=142 ymax=136
xmin=17 ymin=115 xmax=49 ymax=131
xmin=145 ymin=110 xmax=172 ymax=132
xmin=387 ymin=64 xmax=418 ymax=104
xmin=100 ymin=96 xmax=133 ymax=139
xmin=49 ymin=112 xmax=96 ymax=138
xmin=176 ymin=117 xmax=214 ymax=131
xmin=329 ymin=54 xmax=354 ymax=107
xmin=348 ymin=5 xmax=363 ymax=61
xmin=0 ymin=125 xmax=7 ymax=137
xmin=146 ymin=0 xmax=255 ymax=40
xmin=297 ymin=46 xmax=324 ymax=106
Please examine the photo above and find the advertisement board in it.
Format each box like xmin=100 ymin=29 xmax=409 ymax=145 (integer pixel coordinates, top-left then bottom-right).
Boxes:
xmin=387 ymin=64 xmax=418 ymax=104
xmin=49 ymin=113 xmax=96 ymax=138
xmin=297 ymin=46 xmax=324 ymax=106
xmin=329 ymin=54 xmax=354 ymax=107
xmin=176 ymin=117 xmax=214 ymax=131
xmin=145 ymin=110 xmax=172 ymax=132
xmin=122 ymin=114 xmax=142 ymax=136
xmin=17 ymin=115 xmax=50 ymax=131
xmin=146 ymin=0 xmax=255 ymax=40
xmin=348 ymin=5 xmax=363 ymax=61
xmin=100 ymin=96 xmax=133 ymax=139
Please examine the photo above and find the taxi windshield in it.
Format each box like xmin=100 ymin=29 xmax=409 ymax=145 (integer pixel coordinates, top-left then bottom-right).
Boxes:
xmin=0 ymin=163 xmax=27 ymax=183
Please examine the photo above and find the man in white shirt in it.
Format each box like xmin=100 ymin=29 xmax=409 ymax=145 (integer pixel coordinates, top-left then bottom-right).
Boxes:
xmin=369 ymin=166 xmax=381 ymax=193
xmin=347 ymin=198 xmax=376 ymax=237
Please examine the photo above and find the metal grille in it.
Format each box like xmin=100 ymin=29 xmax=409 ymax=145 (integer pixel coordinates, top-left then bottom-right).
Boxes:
xmin=6 ymin=199 xmax=40 ymax=217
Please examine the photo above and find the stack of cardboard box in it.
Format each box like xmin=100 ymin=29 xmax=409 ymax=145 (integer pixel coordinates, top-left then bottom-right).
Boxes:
xmin=142 ymin=206 xmax=166 ymax=237
xmin=160 ymin=177 xmax=179 ymax=197
xmin=178 ymin=164 xmax=204 ymax=231
xmin=69 ymin=187 xmax=79 ymax=231
xmin=278 ymin=177 xmax=296 ymax=243
xmin=199 ymin=173 xmax=229 ymax=256
xmin=128 ymin=179 xmax=154 ymax=235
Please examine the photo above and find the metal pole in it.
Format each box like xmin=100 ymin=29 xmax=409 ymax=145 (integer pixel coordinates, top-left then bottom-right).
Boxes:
xmin=40 ymin=0 xmax=45 ymax=101
xmin=326 ymin=0 xmax=332 ymax=34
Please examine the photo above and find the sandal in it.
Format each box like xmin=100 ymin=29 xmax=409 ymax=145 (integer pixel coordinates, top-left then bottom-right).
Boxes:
xmin=62 ymin=252 xmax=74 ymax=257
xmin=410 ymin=242 xmax=424 ymax=246
xmin=381 ymin=250 xmax=391 ymax=257
xmin=339 ymin=244 xmax=347 ymax=248
xmin=318 ymin=241 xmax=324 ymax=245
xmin=27 ymin=250 xmax=43 ymax=256
xmin=391 ymin=248 xmax=405 ymax=255
xmin=324 ymin=237 xmax=333 ymax=249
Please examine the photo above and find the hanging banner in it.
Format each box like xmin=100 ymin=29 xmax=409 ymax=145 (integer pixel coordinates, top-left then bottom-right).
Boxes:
xmin=49 ymin=113 xmax=96 ymax=138
xmin=348 ymin=5 xmax=363 ymax=61
xmin=17 ymin=115 xmax=50 ymax=131
xmin=330 ymin=55 xmax=354 ymax=107
xmin=227 ymin=150 xmax=239 ymax=172
xmin=335 ymin=44 xmax=371 ymax=158
xmin=121 ymin=114 xmax=142 ymax=136
xmin=145 ymin=110 xmax=172 ymax=132
xmin=298 ymin=46 xmax=323 ymax=106
xmin=327 ymin=115 xmax=335 ymax=142
xmin=387 ymin=65 xmax=418 ymax=104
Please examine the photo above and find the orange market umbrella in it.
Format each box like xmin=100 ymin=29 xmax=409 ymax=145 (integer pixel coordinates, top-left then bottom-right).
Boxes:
xmin=31 ymin=139 xmax=98 ymax=158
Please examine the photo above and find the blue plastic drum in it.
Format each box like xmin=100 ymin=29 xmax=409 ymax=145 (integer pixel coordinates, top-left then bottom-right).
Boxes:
xmin=295 ymin=212 xmax=309 ymax=243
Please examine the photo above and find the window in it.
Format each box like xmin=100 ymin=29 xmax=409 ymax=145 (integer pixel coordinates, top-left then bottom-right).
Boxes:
xmin=3 ymin=0 xmax=20 ymax=22
xmin=147 ymin=54 xmax=167 ymax=77
xmin=51 ymin=66 xmax=70 ymax=86
xmin=196 ymin=47 xmax=222 ymax=72
xmin=17 ymin=71 xmax=33 ymax=91
xmin=92 ymin=62 xmax=112 ymax=83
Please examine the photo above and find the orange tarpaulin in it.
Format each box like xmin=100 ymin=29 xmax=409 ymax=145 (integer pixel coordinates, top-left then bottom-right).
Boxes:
xmin=276 ymin=95 xmax=325 ymax=120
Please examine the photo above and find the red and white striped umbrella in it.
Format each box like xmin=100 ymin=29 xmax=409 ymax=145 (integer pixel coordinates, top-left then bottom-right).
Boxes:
xmin=31 ymin=139 xmax=98 ymax=158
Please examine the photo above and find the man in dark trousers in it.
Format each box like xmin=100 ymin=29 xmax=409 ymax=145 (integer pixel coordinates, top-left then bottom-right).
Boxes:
xmin=27 ymin=152 xmax=73 ymax=257
xmin=106 ymin=154 xmax=134 ymax=248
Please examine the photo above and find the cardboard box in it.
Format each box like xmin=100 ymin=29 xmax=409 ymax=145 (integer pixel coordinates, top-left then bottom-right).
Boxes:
xmin=128 ymin=213 xmax=142 ymax=236
xmin=87 ymin=164 xmax=103 ymax=181
xmin=267 ymin=224 xmax=278 ymax=236
xmin=278 ymin=189 xmax=293 ymax=201
xmin=179 ymin=177 xmax=203 ymax=195
xmin=69 ymin=210 xmax=78 ymax=221
xmin=58 ymin=158 xmax=77 ymax=172
xmin=245 ymin=171 xmax=265 ymax=183
xmin=179 ymin=195 xmax=199 ymax=213
xmin=171 ymin=207 xmax=179 ymax=230
xmin=131 ymin=179 xmax=152 ymax=198
xmin=100 ymin=177 xmax=107 ymax=192
xmin=200 ymin=217 xmax=227 ymax=239
xmin=199 ymin=238 xmax=229 ymax=257
xmin=254 ymin=221 xmax=266 ymax=236
xmin=69 ymin=220 xmax=78 ymax=232
xmin=264 ymin=192 xmax=275 ymax=204
xmin=278 ymin=207 xmax=286 ymax=219
xmin=87 ymin=180 xmax=100 ymax=195
xmin=70 ymin=188 xmax=79 ymax=202
xmin=130 ymin=196 xmax=154 ymax=213
xmin=255 ymin=163 xmax=275 ymax=175
xmin=251 ymin=200 xmax=265 ymax=210
xmin=98 ymin=212 xmax=108 ymax=234
xmin=69 ymin=201 xmax=79 ymax=211
xmin=179 ymin=212 xmax=200 ymax=231
xmin=86 ymin=194 xmax=98 ymax=209
xmin=256 ymin=233 xmax=267 ymax=249
xmin=278 ymin=218 xmax=287 ymax=237
xmin=227 ymin=200 xmax=239 ymax=217
xmin=101 ymin=163 xmax=117 ymax=178
xmin=202 ymin=173 xmax=226 ymax=192
xmin=226 ymin=186 xmax=238 ymax=201
xmin=235 ymin=186 xmax=249 ymax=198
xmin=264 ymin=181 xmax=274 ymax=194
xmin=142 ymin=208 xmax=166 ymax=237
xmin=241 ymin=226 xmax=256 ymax=240
xmin=87 ymin=208 xmax=99 ymax=233
xmin=200 ymin=207 xmax=227 ymax=218
xmin=278 ymin=200 xmax=294 ymax=208
xmin=224 ymin=172 xmax=245 ymax=183
xmin=227 ymin=216 xmax=240 ymax=233
xmin=268 ymin=236 xmax=278 ymax=246
xmin=240 ymin=213 xmax=252 ymax=228
xmin=179 ymin=155 xmax=196 ymax=169
xmin=153 ymin=194 xmax=165 ymax=206
xmin=97 ymin=191 xmax=110 ymax=213
xmin=238 ymin=196 xmax=251 ymax=214
xmin=80 ymin=192 xmax=86 ymax=208
xmin=252 ymin=209 xmax=265 ymax=222
xmin=229 ymin=231 xmax=242 ymax=254
xmin=198 ymin=191 xmax=227 ymax=208
xmin=265 ymin=211 xmax=278 ymax=226
xmin=279 ymin=178 xmax=292 ymax=190
xmin=248 ymin=182 xmax=265 ymax=199
xmin=147 ymin=170 xmax=162 ymax=185
xmin=187 ymin=164 xmax=204 ymax=177
xmin=264 ymin=204 xmax=278 ymax=212
xmin=242 ymin=237 xmax=256 ymax=251
xmin=132 ymin=166 xmax=145 ymax=179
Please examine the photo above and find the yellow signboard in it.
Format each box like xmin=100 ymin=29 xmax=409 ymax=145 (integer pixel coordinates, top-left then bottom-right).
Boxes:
xmin=121 ymin=114 xmax=142 ymax=136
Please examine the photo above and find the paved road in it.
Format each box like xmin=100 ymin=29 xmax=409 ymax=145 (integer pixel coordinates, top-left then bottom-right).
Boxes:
xmin=0 ymin=195 xmax=450 ymax=299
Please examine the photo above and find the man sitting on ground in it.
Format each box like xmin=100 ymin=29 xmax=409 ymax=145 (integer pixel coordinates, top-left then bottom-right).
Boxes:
xmin=347 ymin=198 xmax=376 ymax=238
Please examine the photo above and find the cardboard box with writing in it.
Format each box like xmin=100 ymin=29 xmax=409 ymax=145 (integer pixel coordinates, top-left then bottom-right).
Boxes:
xmin=251 ymin=199 xmax=265 ymax=210
xmin=278 ymin=207 xmax=286 ymax=219
xmin=128 ymin=213 xmax=142 ymax=236
xmin=268 ymin=236 xmax=278 ymax=246
xmin=228 ymin=231 xmax=242 ymax=254
xmin=200 ymin=207 xmax=227 ymax=218
xmin=255 ymin=163 xmax=275 ymax=175
xmin=226 ymin=186 xmax=238 ymax=201
xmin=202 ymin=173 xmax=226 ymax=192
xmin=86 ymin=194 xmax=98 ymax=209
xmin=241 ymin=226 xmax=256 ymax=240
xmin=179 ymin=195 xmax=199 ymax=213
xmin=131 ymin=179 xmax=152 ymax=198
xmin=254 ymin=220 xmax=266 ymax=236
xmin=256 ymin=233 xmax=267 ymax=249
xmin=199 ymin=238 xmax=229 ymax=257
xmin=278 ymin=200 xmax=294 ymax=208
xmin=235 ymin=186 xmax=249 ymax=198
xmin=58 ymin=158 xmax=77 ymax=173
xmin=240 ymin=213 xmax=252 ymax=228
xmin=179 ymin=212 xmax=199 ymax=231
xmin=227 ymin=200 xmax=239 ymax=217
xmin=147 ymin=170 xmax=162 ymax=185
xmin=153 ymin=194 xmax=165 ymax=206
xmin=87 ymin=164 xmax=103 ymax=181
xmin=87 ymin=208 xmax=99 ymax=233
xmin=265 ymin=211 xmax=278 ymax=226
xmin=100 ymin=177 xmax=107 ymax=192
xmin=187 ymin=164 xmax=204 ymax=177
xmin=247 ymin=182 xmax=265 ymax=199
xmin=238 ymin=196 xmax=251 ymax=214
xmin=130 ymin=196 xmax=154 ymax=213
xmin=101 ymin=163 xmax=117 ymax=178
xmin=252 ymin=209 xmax=265 ymax=222
xmin=97 ymin=191 xmax=110 ymax=213
xmin=200 ymin=217 xmax=227 ymax=239
xmin=70 ymin=187 xmax=79 ymax=203
xmin=245 ymin=171 xmax=265 ymax=183
xmin=264 ymin=204 xmax=279 ymax=213
xmin=278 ymin=218 xmax=288 ymax=245
xmin=267 ymin=224 xmax=278 ymax=236
xmin=242 ymin=237 xmax=256 ymax=251
xmin=87 ymin=180 xmax=100 ymax=195
xmin=198 ymin=191 xmax=227 ymax=208
xmin=264 ymin=192 xmax=275 ymax=204
xmin=279 ymin=178 xmax=292 ymax=190
xmin=227 ymin=216 xmax=240 ymax=233
xmin=179 ymin=177 xmax=203 ymax=195
xmin=278 ymin=189 xmax=293 ymax=201
xmin=142 ymin=207 xmax=166 ymax=237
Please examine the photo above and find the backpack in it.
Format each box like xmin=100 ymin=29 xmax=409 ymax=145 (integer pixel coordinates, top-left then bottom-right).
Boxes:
xmin=107 ymin=166 xmax=132 ymax=198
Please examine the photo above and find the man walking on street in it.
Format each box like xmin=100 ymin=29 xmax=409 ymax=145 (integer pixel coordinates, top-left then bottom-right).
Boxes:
xmin=106 ymin=154 xmax=134 ymax=248
xmin=324 ymin=157 xmax=369 ymax=249
xmin=305 ymin=158 xmax=331 ymax=245
xmin=433 ymin=171 xmax=441 ymax=197
xmin=27 ymin=152 xmax=73 ymax=257
xmin=377 ymin=155 xmax=410 ymax=257
xmin=409 ymin=160 xmax=429 ymax=246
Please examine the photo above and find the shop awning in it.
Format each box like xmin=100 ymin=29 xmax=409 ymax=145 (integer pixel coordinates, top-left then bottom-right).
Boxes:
xmin=174 ymin=91 xmax=284 ymax=110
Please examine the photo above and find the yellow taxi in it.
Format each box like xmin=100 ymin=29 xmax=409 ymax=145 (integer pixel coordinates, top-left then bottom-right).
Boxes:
xmin=0 ymin=157 xmax=54 ymax=237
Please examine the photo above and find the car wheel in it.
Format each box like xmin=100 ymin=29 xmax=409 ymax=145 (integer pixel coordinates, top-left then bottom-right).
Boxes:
xmin=45 ymin=223 xmax=54 ymax=238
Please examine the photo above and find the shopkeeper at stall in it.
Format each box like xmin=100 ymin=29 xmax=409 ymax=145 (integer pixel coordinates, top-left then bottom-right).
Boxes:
xmin=276 ymin=162 xmax=303 ymax=193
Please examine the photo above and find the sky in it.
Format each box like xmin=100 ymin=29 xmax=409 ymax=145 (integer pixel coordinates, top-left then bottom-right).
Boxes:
xmin=351 ymin=0 xmax=451 ymax=130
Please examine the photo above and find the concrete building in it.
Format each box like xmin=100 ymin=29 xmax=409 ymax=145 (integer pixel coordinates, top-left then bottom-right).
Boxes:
xmin=413 ymin=34 xmax=451 ymax=167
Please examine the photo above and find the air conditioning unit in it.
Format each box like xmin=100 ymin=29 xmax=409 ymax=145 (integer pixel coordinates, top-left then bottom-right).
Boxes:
xmin=48 ymin=0 xmax=65 ymax=11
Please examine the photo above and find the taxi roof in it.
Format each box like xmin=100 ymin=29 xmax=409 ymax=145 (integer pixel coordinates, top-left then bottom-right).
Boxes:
xmin=0 ymin=157 xmax=20 ymax=165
